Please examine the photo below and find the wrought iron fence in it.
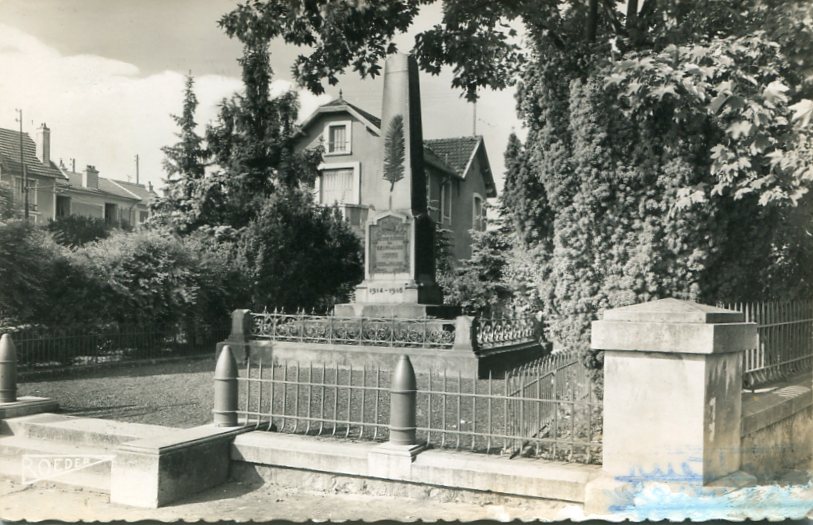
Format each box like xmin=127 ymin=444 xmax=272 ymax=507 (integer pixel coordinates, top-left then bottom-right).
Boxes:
xmin=718 ymin=301 xmax=813 ymax=388
xmin=4 ymin=323 xmax=228 ymax=371
xmin=234 ymin=351 xmax=601 ymax=464
xmin=250 ymin=309 xmax=456 ymax=349
xmin=475 ymin=315 xmax=539 ymax=349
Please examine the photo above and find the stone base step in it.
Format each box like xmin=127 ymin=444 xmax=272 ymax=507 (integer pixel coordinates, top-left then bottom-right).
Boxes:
xmin=0 ymin=413 xmax=181 ymax=448
xmin=0 ymin=434 xmax=113 ymax=493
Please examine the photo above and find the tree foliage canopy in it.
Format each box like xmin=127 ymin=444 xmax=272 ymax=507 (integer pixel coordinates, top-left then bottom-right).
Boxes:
xmin=222 ymin=0 xmax=813 ymax=208
xmin=219 ymin=0 xmax=813 ymax=353
xmin=148 ymin=74 xmax=212 ymax=233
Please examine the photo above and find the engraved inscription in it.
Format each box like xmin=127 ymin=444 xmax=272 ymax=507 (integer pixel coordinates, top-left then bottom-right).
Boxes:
xmin=369 ymin=287 xmax=405 ymax=296
xmin=369 ymin=216 xmax=410 ymax=274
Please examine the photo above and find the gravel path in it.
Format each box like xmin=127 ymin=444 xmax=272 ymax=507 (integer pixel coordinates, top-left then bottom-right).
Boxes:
xmin=18 ymin=357 xmax=217 ymax=428
xmin=0 ymin=477 xmax=577 ymax=522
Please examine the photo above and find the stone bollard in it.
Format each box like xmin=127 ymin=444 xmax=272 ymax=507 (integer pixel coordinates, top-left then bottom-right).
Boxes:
xmin=213 ymin=345 xmax=238 ymax=427
xmin=451 ymin=315 xmax=477 ymax=352
xmin=389 ymin=355 xmax=417 ymax=446
xmin=0 ymin=333 xmax=17 ymax=403
xmin=216 ymin=309 xmax=252 ymax=364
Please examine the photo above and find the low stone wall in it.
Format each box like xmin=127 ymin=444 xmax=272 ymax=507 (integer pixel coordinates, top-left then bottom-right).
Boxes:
xmin=217 ymin=340 xmax=546 ymax=377
xmin=218 ymin=339 xmax=481 ymax=376
xmin=230 ymin=431 xmax=599 ymax=504
xmin=740 ymin=375 xmax=813 ymax=480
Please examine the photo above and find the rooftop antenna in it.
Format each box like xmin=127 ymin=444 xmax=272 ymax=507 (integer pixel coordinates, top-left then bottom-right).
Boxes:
xmin=472 ymin=99 xmax=477 ymax=136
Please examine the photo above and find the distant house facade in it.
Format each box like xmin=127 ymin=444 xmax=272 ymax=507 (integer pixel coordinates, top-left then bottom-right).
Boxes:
xmin=0 ymin=124 xmax=65 ymax=223
xmin=295 ymin=97 xmax=497 ymax=263
xmin=0 ymin=124 xmax=155 ymax=226
xmin=57 ymin=164 xmax=155 ymax=227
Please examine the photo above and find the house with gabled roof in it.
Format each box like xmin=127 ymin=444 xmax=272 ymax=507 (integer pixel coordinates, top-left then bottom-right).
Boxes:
xmin=0 ymin=124 xmax=65 ymax=222
xmin=0 ymin=123 xmax=156 ymax=225
xmin=295 ymin=95 xmax=497 ymax=263
xmin=58 ymin=164 xmax=156 ymax=226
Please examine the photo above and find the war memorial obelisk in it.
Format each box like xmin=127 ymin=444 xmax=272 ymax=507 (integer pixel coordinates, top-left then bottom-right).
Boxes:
xmin=334 ymin=53 xmax=453 ymax=319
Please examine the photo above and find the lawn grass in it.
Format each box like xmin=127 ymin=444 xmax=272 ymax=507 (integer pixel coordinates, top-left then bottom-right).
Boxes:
xmin=18 ymin=357 xmax=217 ymax=428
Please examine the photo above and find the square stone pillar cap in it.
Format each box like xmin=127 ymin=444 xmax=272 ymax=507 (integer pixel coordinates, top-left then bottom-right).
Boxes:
xmin=602 ymin=298 xmax=744 ymax=324
xmin=592 ymin=298 xmax=755 ymax=354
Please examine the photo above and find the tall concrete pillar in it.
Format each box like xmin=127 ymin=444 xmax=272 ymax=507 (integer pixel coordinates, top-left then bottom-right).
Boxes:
xmin=376 ymin=53 xmax=426 ymax=215
xmin=584 ymin=298 xmax=757 ymax=514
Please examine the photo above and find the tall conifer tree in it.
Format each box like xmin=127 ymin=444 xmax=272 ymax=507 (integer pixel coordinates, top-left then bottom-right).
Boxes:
xmin=149 ymin=73 xmax=209 ymax=233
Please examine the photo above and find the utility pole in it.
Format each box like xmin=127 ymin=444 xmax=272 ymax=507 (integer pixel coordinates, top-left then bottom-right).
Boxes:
xmin=472 ymin=100 xmax=477 ymax=136
xmin=14 ymin=109 xmax=28 ymax=220
xmin=135 ymin=154 xmax=140 ymax=185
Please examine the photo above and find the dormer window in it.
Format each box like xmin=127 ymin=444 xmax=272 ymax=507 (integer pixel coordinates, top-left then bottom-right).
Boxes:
xmin=324 ymin=121 xmax=351 ymax=155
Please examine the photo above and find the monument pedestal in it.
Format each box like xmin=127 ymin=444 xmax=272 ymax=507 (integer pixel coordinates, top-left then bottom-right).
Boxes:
xmin=338 ymin=209 xmax=453 ymax=319
xmin=334 ymin=302 xmax=458 ymax=319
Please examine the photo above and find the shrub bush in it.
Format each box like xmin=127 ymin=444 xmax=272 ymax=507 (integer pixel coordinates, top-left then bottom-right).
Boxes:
xmin=46 ymin=215 xmax=114 ymax=247
xmin=71 ymin=229 xmax=234 ymax=333
xmin=239 ymin=188 xmax=363 ymax=312
xmin=0 ymin=221 xmax=60 ymax=325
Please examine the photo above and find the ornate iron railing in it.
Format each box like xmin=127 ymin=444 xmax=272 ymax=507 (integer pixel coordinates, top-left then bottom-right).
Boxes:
xmin=250 ymin=310 xmax=456 ymax=349
xmin=475 ymin=315 xmax=538 ymax=349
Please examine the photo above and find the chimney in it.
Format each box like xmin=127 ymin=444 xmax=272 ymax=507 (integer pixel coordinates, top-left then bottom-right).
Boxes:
xmin=147 ymin=181 xmax=153 ymax=193
xmin=35 ymin=123 xmax=50 ymax=165
xmin=83 ymin=165 xmax=99 ymax=189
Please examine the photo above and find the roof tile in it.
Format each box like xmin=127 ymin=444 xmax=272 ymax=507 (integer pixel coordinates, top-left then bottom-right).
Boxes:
xmin=0 ymin=128 xmax=65 ymax=179
xmin=423 ymin=136 xmax=482 ymax=176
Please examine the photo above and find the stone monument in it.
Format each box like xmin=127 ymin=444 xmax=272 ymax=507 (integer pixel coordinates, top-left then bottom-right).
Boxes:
xmin=335 ymin=53 xmax=452 ymax=319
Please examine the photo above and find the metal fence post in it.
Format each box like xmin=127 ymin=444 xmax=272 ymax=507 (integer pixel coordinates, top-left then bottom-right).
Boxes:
xmin=389 ymin=355 xmax=417 ymax=446
xmin=213 ymin=345 xmax=238 ymax=427
xmin=0 ymin=334 xmax=17 ymax=403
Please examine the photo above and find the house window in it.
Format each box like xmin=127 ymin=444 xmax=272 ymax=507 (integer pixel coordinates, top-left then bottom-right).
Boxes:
xmin=473 ymin=194 xmax=486 ymax=231
xmin=427 ymin=175 xmax=441 ymax=214
xmin=320 ymin=168 xmax=355 ymax=204
xmin=139 ymin=211 xmax=149 ymax=223
xmin=440 ymin=180 xmax=452 ymax=224
xmin=325 ymin=121 xmax=351 ymax=155
xmin=56 ymin=195 xmax=71 ymax=218
xmin=104 ymin=203 xmax=118 ymax=225
xmin=315 ymin=161 xmax=361 ymax=206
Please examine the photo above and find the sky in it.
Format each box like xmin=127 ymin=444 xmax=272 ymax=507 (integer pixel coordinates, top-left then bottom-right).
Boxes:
xmin=0 ymin=0 xmax=521 ymax=195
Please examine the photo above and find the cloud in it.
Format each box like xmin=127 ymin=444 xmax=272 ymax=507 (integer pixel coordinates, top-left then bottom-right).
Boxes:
xmin=0 ymin=24 xmax=330 ymax=191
